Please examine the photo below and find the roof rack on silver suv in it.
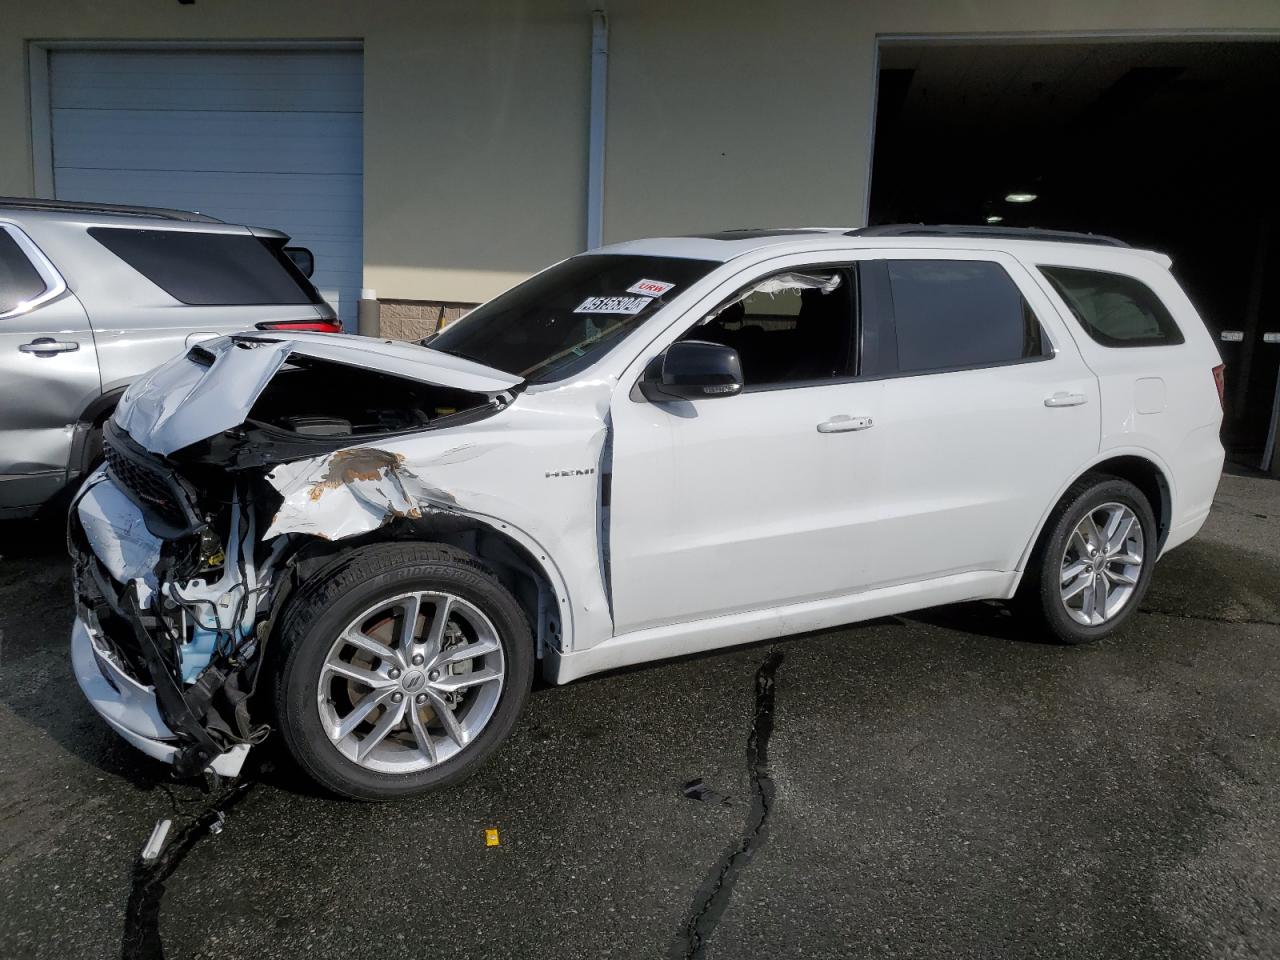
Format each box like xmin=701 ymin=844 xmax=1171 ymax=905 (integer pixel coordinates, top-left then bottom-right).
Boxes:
xmin=847 ymin=224 xmax=1128 ymax=248
xmin=0 ymin=196 xmax=222 ymax=224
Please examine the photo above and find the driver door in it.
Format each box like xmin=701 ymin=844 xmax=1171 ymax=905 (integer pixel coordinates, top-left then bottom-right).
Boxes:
xmin=607 ymin=262 xmax=886 ymax=635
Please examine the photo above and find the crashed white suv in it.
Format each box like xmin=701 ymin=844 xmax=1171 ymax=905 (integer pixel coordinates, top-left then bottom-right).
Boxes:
xmin=69 ymin=225 xmax=1225 ymax=799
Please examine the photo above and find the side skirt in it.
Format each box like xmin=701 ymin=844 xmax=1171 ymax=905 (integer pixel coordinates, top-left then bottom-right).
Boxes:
xmin=545 ymin=570 xmax=1017 ymax=683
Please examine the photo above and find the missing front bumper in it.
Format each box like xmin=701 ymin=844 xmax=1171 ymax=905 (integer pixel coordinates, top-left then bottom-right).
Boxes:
xmin=71 ymin=616 xmax=250 ymax=777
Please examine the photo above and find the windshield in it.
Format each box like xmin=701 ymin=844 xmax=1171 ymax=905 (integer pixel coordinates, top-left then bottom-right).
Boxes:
xmin=428 ymin=254 xmax=718 ymax=383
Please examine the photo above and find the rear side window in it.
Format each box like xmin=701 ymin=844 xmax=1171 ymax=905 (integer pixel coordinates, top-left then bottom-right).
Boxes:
xmin=884 ymin=260 xmax=1049 ymax=374
xmin=89 ymin=228 xmax=325 ymax=306
xmin=1039 ymin=265 xmax=1184 ymax=347
xmin=0 ymin=230 xmax=47 ymax=315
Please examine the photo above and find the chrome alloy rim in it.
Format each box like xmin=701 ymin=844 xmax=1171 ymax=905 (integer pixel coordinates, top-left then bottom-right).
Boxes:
xmin=317 ymin=591 xmax=505 ymax=774
xmin=1059 ymin=502 xmax=1145 ymax=627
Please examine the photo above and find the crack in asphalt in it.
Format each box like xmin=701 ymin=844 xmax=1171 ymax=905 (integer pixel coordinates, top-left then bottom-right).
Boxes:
xmin=675 ymin=650 xmax=785 ymax=960
xmin=121 ymin=779 xmax=256 ymax=960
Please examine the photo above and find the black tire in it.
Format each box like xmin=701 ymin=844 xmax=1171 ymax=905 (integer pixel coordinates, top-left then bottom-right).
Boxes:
xmin=1017 ymin=474 xmax=1158 ymax=645
xmin=272 ymin=542 xmax=533 ymax=800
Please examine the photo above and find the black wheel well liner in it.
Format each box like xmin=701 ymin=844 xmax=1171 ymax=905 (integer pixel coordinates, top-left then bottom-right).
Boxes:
xmin=1026 ymin=454 xmax=1172 ymax=570
xmin=68 ymin=386 xmax=127 ymax=480
xmin=1084 ymin=455 xmax=1172 ymax=549
xmin=269 ymin=515 xmax=563 ymax=665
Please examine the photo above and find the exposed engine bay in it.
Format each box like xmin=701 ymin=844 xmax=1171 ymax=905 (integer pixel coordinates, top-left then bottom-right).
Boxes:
xmin=69 ymin=334 xmax=523 ymax=777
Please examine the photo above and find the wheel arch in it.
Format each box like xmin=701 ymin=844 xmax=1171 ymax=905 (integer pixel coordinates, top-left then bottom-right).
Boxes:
xmin=68 ymin=385 xmax=127 ymax=481
xmin=276 ymin=512 xmax=574 ymax=668
xmin=1014 ymin=450 xmax=1173 ymax=586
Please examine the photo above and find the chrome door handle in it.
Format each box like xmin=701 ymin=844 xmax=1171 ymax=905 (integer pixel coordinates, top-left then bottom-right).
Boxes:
xmin=817 ymin=415 xmax=873 ymax=433
xmin=19 ymin=338 xmax=80 ymax=355
xmin=1044 ymin=391 xmax=1087 ymax=408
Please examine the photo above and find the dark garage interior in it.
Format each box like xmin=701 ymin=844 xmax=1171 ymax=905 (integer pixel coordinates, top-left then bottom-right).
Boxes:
xmin=869 ymin=39 xmax=1280 ymax=468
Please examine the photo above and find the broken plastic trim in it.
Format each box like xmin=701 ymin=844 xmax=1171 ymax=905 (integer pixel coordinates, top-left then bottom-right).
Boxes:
xmin=104 ymin=420 xmax=206 ymax=539
xmin=705 ymin=270 xmax=842 ymax=322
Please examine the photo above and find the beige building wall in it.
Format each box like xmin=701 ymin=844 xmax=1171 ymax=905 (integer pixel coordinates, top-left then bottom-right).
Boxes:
xmin=1 ymin=0 xmax=1278 ymax=309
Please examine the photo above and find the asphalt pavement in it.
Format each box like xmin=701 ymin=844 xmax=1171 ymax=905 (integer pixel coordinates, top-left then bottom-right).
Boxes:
xmin=0 ymin=470 xmax=1277 ymax=959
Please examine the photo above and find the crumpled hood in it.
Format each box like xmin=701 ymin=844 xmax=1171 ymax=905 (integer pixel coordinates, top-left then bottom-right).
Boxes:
xmin=113 ymin=332 xmax=522 ymax=456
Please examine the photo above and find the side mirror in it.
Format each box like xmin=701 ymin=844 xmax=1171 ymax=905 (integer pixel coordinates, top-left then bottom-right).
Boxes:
xmin=639 ymin=340 xmax=744 ymax=402
xmin=284 ymin=246 xmax=315 ymax=278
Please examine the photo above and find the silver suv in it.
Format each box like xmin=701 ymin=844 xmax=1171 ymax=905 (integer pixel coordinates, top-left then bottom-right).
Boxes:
xmin=0 ymin=197 xmax=338 ymax=519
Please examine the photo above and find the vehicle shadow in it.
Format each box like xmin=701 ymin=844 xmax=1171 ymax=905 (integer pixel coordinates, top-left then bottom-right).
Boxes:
xmin=0 ymin=515 xmax=67 ymax=560
xmin=899 ymin=600 xmax=1050 ymax=645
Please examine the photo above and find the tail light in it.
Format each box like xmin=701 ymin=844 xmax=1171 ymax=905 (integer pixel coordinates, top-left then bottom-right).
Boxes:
xmin=255 ymin=319 xmax=343 ymax=334
xmin=1212 ymin=363 xmax=1226 ymax=409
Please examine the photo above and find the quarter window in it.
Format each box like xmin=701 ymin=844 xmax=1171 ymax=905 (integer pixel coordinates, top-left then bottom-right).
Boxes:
xmin=1039 ymin=265 xmax=1184 ymax=347
xmin=0 ymin=230 xmax=47 ymax=315
xmin=90 ymin=228 xmax=325 ymax=307
xmin=885 ymin=260 xmax=1050 ymax=374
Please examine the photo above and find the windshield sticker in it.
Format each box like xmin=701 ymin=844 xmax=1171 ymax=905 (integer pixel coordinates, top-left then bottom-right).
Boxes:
xmin=627 ymin=279 xmax=676 ymax=298
xmin=574 ymin=295 xmax=652 ymax=315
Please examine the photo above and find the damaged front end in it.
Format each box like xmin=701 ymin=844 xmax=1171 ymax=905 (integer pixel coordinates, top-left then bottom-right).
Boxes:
xmin=69 ymin=333 xmax=522 ymax=777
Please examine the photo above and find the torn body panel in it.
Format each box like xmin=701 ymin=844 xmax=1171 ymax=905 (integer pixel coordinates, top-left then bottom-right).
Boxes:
xmin=259 ymin=387 xmax=615 ymax=654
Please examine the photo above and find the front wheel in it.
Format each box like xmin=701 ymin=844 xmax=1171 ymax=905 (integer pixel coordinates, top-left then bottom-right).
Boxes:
xmin=1018 ymin=475 xmax=1157 ymax=644
xmin=273 ymin=542 xmax=533 ymax=800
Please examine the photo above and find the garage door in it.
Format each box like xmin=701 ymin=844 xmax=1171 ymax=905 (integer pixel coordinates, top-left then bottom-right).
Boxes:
xmin=49 ymin=48 xmax=363 ymax=327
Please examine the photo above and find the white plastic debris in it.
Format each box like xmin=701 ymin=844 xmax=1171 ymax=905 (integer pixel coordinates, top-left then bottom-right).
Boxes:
xmin=141 ymin=818 xmax=173 ymax=863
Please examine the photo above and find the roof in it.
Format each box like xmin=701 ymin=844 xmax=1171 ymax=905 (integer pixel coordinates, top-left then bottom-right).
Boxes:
xmin=0 ymin=196 xmax=222 ymax=224
xmin=596 ymin=224 xmax=1167 ymax=267
xmin=849 ymin=224 xmax=1127 ymax=247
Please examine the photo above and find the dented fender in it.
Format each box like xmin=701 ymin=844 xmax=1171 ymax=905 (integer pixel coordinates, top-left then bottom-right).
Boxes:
xmin=259 ymin=386 xmax=616 ymax=653
xmin=264 ymin=448 xmax=456 ymax=540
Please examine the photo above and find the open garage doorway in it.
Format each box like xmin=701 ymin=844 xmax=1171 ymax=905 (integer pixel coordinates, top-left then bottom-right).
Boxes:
xmin=869 ymin=38 xmax=1280 ymax=470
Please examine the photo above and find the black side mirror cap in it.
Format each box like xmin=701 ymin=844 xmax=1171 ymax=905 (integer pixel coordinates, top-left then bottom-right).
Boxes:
xmin=639 ymin=340 xmax=744 ymax=402
xmin=284 ymin=245 xmax=315 ymax=278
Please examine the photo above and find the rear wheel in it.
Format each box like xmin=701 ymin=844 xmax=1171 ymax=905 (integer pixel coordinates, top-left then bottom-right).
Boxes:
xmin=273 ymin=542 xmax=533 ymax=800
xmin=1018 ymin=475 xmax=1157 ymax=644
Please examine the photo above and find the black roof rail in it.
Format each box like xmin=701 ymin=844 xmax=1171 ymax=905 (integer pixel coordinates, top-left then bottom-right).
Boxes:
xmin=847 ymin=223 xmax=1128 ymax=248
xmin=0 ymin=196 xmax=223 ymax=224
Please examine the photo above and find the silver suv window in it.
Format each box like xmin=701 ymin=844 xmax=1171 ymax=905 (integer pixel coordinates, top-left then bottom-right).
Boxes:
xmin=89 ymin=227 xmax=325 ymax=307
xmin=0 ymin=225 xmax=65 ymax=318
xmin=0 ymin=231 xmax=44 ymax=314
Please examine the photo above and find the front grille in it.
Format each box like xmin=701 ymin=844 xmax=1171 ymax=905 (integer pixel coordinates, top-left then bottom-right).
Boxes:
xmin=70 ymin=529 xmax=152 ymax=685
xmin=102 ymin=423 xmax=200 ymax=535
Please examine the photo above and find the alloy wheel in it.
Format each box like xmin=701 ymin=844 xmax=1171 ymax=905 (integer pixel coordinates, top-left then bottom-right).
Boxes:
xmin=1059 ymin=501 xmax=1145 ymax=627
xmin=316 ymin=591 xmax=505 ymax=774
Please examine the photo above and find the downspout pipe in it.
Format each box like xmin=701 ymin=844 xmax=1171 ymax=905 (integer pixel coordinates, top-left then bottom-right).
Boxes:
xmin=587 ymin=10 xmax=608 ymax=250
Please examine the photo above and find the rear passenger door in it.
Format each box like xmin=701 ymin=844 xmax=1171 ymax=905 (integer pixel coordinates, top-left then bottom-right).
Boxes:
xmin=860 ymin=252 xmax=1100 ymax=583
xmin=0 ymin=222 xmax=100 ymax=510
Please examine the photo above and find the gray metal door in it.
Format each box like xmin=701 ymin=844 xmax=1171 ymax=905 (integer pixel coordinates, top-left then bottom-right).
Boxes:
xmin=49 ymin=48 xmax=363 ymax=328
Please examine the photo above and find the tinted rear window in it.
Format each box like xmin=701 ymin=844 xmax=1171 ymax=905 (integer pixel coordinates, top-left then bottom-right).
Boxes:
xmin=886 ymin=260 xmax=1049 ymax=374
xmin=0 ymin=230 xmax=47 ymax=314
xmin=90 ymin=228 xmax=325 ymax=306
xmin=1039 ymin=265 xmax=1184 ymax=347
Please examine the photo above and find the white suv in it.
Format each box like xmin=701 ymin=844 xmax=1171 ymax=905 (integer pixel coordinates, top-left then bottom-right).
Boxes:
xmin=69 ymin=225 xmax=1225 ymax=799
